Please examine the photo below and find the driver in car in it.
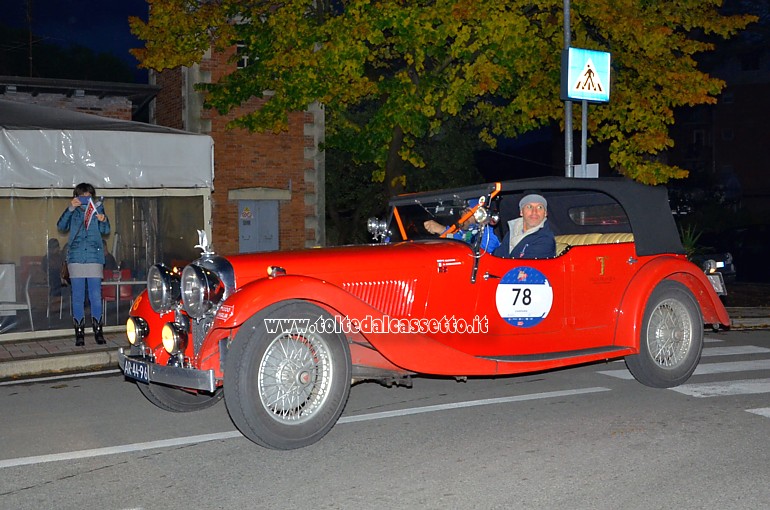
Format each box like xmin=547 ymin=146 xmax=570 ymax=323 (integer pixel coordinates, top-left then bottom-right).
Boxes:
xmin=424 ymin=199 xmax=500 ymax=253
xmin=494 ymin=194 xmax=556 ymax=259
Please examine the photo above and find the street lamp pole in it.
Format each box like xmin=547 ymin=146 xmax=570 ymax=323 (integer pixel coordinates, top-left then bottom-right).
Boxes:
xmin=564 ymin=0 xmax=573 ymax=178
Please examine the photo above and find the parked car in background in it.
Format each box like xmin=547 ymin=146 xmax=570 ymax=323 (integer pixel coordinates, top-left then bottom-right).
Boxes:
xmin=118 ymin=177 xmax=730 ymax=450
xmin=690 ymin=251 xmax=736 ymax=285
xmin=700 ymin=224 xmax=770 ymax=284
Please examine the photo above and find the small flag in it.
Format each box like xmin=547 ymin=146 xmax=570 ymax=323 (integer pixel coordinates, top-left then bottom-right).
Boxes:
xmin=84 ymin=198 xmax=97 ymax=229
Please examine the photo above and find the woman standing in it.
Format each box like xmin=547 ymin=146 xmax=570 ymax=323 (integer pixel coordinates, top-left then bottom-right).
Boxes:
xmin=57 ymin=183 xmax=111 ymax=346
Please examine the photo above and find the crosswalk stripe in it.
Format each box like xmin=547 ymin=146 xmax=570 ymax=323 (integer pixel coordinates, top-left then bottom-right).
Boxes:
xmin=671 ymin=378 xmax=770 ymax=397
xmin=701 ymin=345 xmax=770 ymax=357
xmin=598 ymin=360 xmax=770 ymax=380
xmin=692 ymin=359 xmax=770 ymax=375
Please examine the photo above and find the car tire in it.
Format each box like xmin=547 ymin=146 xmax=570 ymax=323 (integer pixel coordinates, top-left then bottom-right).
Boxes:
xmin=625 ymin=280 xmax=703 ymax=388
xmin=137 ymin=382 xmax=223 ymax=412
xmin=224 ymin=300 xmax=351 ymax=450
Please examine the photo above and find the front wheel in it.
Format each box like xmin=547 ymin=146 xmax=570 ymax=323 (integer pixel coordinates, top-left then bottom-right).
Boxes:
xmin=625 ymin=280 xmax=703 ymax=388
xmin=224 ymin=301 xmax=351 ymax=450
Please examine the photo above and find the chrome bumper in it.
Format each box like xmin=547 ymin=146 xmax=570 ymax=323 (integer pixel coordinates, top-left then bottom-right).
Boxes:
xmin=117 ymin=347 xmax=218 ymax=393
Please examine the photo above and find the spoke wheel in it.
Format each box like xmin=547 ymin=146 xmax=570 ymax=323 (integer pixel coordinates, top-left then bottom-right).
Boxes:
xmin=258 ymin=331 xmax=334 ymax=424
xmin=626 ymin=280 xmax=703 ymax=388
xmin=225 ymin=301 xmax=351 ymax=450
xmin=646 ymin=298 xmax=693 ymax=369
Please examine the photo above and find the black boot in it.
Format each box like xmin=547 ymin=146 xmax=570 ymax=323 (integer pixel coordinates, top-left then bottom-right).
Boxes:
xmin=74 ymin=318 xmax=85 ymax=346
xmin=93 ymin=317 xmax=106 ymax=345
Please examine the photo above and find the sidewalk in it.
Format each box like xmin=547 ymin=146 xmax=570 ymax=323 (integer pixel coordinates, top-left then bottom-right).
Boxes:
xmin=0 ymin=326 xmax=129 ymax=381
xmin=1 ymin=308 xmax=768 ymax=382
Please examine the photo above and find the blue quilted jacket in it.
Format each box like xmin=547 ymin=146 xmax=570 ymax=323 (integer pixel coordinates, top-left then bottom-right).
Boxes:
xmin=57 ymin=203 xmax=111 ymax=264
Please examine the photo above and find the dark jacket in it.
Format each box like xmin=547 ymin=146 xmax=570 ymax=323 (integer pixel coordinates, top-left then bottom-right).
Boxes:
xmin=494 ymin=221 xmax=556 ymax=259
xmin=57 ymin=203 xmax=111 ymax=264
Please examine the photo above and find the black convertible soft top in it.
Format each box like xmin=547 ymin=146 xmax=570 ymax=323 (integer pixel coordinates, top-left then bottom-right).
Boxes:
xmin=390 ymin=177 xmax=684 ymax=257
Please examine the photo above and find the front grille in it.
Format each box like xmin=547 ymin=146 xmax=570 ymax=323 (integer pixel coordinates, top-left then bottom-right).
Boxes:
xmin=175 ymin=308 xmax=211 ymax=356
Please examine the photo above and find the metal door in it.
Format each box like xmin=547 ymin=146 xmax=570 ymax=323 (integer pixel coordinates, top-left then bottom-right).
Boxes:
xmin=238 ymin=200 xmax=279 ymax=253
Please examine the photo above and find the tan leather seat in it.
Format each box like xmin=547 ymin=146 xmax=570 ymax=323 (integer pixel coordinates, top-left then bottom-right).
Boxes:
xmin=554 ymin=233 xmax=634 ymax=255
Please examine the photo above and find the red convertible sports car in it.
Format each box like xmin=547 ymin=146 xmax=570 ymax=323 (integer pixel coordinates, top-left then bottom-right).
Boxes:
xmin=118 ymin=177 xmax=730 ymax=449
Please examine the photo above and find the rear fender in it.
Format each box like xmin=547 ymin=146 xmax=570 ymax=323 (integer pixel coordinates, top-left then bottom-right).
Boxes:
xmin=614 ymin=257 xmax=731 ymax=349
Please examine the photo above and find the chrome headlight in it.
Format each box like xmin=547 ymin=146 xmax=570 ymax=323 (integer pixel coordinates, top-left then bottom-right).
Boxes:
xmin=181 ymin=264 xmax=224 ymax=319
xmin=126 ymin=317 xmax=149 ymax=346
xmin=367 ymin=217 xmax=390 ymax=241
xmin=147 ymin=265 xmax=181 ymax=313
xmin=161 ymin=322 xmax=187 ymax=354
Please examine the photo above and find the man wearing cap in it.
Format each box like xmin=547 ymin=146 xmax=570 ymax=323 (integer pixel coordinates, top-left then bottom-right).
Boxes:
xmin=493 ymin=193 xmax=556 ymax=259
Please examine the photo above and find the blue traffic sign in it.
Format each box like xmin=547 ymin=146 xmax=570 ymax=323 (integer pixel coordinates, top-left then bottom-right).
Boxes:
xmin=561 ymin=47 xmax=611 ymax=103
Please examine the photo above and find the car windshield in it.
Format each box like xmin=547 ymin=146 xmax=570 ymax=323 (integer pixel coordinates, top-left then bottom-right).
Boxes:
xmin=387 ymin=198 xmax=481 ymax=242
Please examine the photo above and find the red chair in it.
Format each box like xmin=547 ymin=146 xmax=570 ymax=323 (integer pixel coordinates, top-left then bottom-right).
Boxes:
xmin=102 ymin=268 xmax=133 ymax=325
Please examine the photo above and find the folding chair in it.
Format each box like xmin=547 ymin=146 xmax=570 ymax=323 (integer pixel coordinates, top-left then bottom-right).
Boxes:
xmin=102 ymin=268 xmax=133 ymax=325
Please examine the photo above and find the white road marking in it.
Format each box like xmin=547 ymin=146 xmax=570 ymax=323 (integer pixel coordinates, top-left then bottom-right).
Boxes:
xmin=0 ymin=386 xmax=610 ymax=469
xmin=704 ymin=337 xmax=724 ymax=343
xmin=692 ymin=360 xmax=770 ymax=375
xmin=338 ymin=387 xmax=611 ymax=424
xmin=747 ymin=408 xmax=770 ymax=418
xmin=671 ymin=378 xmax=770 ymax=397
xmin=599 ymin=359 xmax=770 ymax=380
xmin=701 ymin=345 xmax=770 ymax=357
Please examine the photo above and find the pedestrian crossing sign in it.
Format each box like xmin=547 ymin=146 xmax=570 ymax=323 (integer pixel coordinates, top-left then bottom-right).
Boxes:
xmin=561 ymin=47 xmax=611 ymax=103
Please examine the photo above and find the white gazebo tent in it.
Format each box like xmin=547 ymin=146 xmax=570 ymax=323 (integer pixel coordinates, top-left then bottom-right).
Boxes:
xmin=0 ymin=99 xmax=214 ymax=336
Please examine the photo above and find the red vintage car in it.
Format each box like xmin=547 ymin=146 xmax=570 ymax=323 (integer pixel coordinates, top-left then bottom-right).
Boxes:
xmin=118 ymin=177 xmax=730 ymax=449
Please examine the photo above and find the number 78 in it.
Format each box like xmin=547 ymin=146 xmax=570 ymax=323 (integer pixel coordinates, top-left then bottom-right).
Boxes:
xmin=511 ymin=287 xmax=532 ymax=305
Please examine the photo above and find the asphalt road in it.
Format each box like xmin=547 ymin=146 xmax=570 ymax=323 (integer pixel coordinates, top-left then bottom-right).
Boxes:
xmin=1 ymin=330 xmax=769 ymax=510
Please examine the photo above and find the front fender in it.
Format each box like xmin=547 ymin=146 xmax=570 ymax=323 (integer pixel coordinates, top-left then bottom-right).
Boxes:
xmin=614 ymin=256 xmax=731 ymax=348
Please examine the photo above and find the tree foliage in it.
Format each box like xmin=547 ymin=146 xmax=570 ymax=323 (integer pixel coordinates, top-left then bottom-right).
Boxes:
xmin=130 ymin=0 xmax=756 ymax=190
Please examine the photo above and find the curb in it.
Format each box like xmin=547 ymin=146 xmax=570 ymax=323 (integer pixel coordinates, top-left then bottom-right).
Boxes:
xmin=0 ymin=350 xmax=120 ymax=380
xmin=729 ymin=318 xmax=770 ymax=331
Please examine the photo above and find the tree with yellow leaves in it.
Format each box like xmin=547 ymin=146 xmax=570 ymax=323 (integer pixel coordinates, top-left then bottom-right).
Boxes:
xmin=131 ymin=0 xmax=755 ymax=193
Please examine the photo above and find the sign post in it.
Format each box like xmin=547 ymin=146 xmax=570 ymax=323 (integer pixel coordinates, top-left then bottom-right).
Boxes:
xmin=561 ymin=47 xmax=611 ymax=178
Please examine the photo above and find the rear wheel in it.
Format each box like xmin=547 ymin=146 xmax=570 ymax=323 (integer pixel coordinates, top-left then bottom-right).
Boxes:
xmin=625 ymin=280 xmax=703 ymax=388
xmin=224 ymin=301 xmax=351 ymax=450
xmin=137 ymin=382 xmax=223 ymax=412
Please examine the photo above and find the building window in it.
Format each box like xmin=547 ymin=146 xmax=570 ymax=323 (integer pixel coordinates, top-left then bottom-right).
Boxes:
xmin=236 ymin=43 xmax=249 ymax=69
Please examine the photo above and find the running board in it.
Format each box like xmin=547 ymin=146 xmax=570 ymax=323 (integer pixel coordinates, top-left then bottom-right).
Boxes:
xmin=479 ymin=346 xmax=629 ymax=363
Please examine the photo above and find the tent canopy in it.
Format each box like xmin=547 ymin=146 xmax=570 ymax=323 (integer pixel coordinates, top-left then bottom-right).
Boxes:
xmin=0 ymin=99 xmax=213 ymax=189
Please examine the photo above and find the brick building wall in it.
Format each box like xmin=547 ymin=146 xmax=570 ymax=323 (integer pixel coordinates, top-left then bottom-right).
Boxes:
xmin=152 ymin=47 xmax=324 ymax=253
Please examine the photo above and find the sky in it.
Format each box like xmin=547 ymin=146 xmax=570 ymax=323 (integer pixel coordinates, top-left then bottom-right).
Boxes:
xmin=4 ymin=0 xmax=149 ymax=77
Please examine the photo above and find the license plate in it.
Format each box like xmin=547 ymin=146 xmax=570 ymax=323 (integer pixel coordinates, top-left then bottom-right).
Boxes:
xmin=707 ymin=272 xmax=726 ymax=296
xmin=123 ymin=358 xmax=150 ymax=384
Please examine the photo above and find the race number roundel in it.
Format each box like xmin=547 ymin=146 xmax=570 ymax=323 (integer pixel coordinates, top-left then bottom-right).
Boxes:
xmin=495 ymin=266 xmax=553 ymax=328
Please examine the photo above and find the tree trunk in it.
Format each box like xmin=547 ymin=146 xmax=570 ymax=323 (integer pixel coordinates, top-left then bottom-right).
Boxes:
xmin=384 ymin=125 xmax=405 ymax=197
